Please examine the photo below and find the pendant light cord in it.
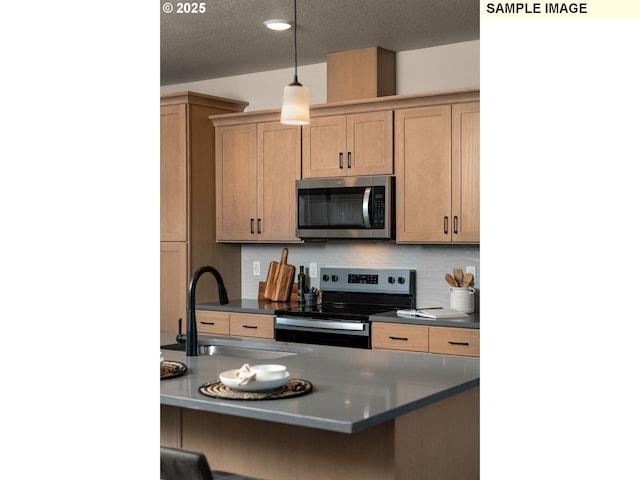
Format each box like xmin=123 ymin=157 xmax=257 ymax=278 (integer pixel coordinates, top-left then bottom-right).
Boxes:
xmin=293 ymin=0 xmax=299 ymax=84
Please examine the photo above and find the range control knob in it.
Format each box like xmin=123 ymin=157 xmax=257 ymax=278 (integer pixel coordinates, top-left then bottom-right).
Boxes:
xmin=397 ymin=277 xmax=405 ymax=284
xmin=331 ymin=275 xmax=339 ymax=282
xmin=387 ymin=276 xmax=395 ymax=284
xmin=322 ymin=274 xmax=330 ymax=282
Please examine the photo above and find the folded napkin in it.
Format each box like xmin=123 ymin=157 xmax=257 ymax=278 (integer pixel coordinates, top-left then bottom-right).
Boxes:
xmin=234 ymin=363 xmax=256 ymax=385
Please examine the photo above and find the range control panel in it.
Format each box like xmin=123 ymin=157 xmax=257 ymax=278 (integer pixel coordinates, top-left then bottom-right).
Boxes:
xmin=320 ymin=268 xmax=416 ymax=295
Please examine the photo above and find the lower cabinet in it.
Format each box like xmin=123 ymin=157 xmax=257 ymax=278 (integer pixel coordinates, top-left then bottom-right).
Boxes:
xmin=196 ymin=311 xmax=274 ymax=339
xmin=372 ymin=322 xmax=479 ymax=357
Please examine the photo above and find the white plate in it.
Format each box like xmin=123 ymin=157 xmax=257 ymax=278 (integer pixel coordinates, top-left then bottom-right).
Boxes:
xmin=219 ymin=369 xmax=290 ymax=392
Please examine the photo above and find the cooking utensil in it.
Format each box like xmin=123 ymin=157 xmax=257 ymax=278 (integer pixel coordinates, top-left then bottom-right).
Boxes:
xmin=462 ymin=272 xmax=474 ymax=288
xmin=453 ymin=269 xmax=464 ymax=288
xmin=268 ymin=248 xmax=295 ymax=301
xmin=444 ymin=273 xmax=457 ymax=288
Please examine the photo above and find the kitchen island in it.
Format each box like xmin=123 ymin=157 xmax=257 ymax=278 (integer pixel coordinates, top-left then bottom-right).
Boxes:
xmin=161 ymin=331 xmax=479 ymax=479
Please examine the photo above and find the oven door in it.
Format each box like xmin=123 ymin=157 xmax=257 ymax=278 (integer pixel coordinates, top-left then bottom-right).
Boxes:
xmin=275 ymin=316 xmax=371 ymax=349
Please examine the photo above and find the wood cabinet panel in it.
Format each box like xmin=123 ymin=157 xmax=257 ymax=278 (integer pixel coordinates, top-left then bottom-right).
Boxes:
xmin=452 ymin=102 xmax=480 ymax=243
xmin=215 ymin=124 xmax=258 ymax=241
xmin=196 ymin=310 xmax=230 ymax=335
xmin=160 ymin=104 xmax=187 ymax=242
xmin=372 ymin=322 xmax=429 ymax=353
xmin=160 ymin=241 xmax=188 ymax=333
xmin=429 ymin=327 xmax=479 ymax=357
xmin=229 ymin=313 xmax=274 ymax=339
xmin=302 ymin=115 xmax=346 ymax=178
xmin=395 ymin=105 xmax=452 ymax=242
xmin=257 ymin=122 xmax=301 ymax=241
xmin=302 ymin=111 xmax=392 ymax=178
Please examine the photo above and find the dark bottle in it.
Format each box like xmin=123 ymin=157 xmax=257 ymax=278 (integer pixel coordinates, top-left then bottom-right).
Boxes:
xmin=298 ymin=265 xmax=306 ymax=302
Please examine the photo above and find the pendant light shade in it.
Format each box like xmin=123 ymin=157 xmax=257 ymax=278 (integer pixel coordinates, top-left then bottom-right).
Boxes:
xmin=281 ymin=0 xmax=309 ymax=125
xmin=281 ymin=79 xmax=309 ymax=125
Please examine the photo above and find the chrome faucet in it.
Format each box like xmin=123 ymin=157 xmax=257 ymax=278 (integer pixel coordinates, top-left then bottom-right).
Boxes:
xmin=186 ymin=266 xmax=229 ymax=356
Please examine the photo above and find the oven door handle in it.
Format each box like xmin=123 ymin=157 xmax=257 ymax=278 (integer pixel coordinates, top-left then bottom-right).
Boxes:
xmin=362 ymin=187 xmax=372 ymax=228
xmin=275 ymin=317 xmax=366 ymax=331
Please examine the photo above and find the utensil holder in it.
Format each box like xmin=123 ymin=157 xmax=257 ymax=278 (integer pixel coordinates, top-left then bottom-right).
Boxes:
xmin=450 ymin=287 xmax=475 ymax=313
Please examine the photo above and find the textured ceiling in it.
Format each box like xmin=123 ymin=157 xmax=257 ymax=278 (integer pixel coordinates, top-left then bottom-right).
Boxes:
xmin=160 ymin=0 xmax=479 ymax=86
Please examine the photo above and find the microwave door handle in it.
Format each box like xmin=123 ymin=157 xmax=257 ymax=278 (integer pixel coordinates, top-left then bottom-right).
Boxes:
xmin=362 ymin=187 xmax=372 ymax=228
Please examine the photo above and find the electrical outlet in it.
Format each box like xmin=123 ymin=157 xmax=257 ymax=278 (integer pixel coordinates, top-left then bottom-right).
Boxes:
xmin=253 ymin=261 xmax=261 ymax=276
xmin=309 ymin=262 xmax=318 ymax=278
xmin=465 ymin=266 xmax=476 ymax=279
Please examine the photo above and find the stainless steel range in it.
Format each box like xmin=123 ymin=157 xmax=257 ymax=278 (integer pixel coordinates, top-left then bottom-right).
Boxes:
xmin=275 ymin=267 xmax=416 ymax=349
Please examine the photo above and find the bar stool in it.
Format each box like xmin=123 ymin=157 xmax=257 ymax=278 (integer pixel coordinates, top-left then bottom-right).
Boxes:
xmin=160 ymin=446 xmax=263 ymax=480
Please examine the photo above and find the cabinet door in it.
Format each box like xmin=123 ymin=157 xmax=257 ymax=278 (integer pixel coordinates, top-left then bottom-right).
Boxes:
xmin=160 ymin=241 xmax=188 ymax=333
xmin=347 ymin=111 xmax=393 ymax=176
xmin=395 ymin=105 xmax=452 ymax=243
xmin=452 ymin=102 xmax=480 ymax=243
xmin=302 ymin=115 xmax=347 ymax=178
xmin=372 ymin=322 xmax=429 ymax=352
xmin=196 ymin=310 xmax=230 ymax=335
xmin=257 ymin=122 xmax=301 ymax=242
xmin=429 ymin=327 xmax=479 ymax=357
xmin=160 ymin=104 xmax=187 ymax=241
xmin=215 ymin=124 xmax=258 ymax=241
xmin=229 ymin=313 xmax=274 ymax=339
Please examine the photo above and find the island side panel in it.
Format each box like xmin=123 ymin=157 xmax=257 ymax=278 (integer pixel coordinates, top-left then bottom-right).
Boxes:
xmin=160 ymin=404 xmax=182 ymax=448
xmin=394 ymin=386 xmax=480 ymax=479
xmin=181 ymin=409 xmax=396 ymax=480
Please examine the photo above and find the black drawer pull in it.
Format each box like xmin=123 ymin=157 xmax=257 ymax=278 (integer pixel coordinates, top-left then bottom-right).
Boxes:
xmin=448 ymin=341 xmax=469 ymax=346
xmin=389 ymin=336 xmax=408 ymax=341
xmin=199 ymin=321 xmax=215 ymax=325
xmin=242 ymin=325 xmax=258 ymax=329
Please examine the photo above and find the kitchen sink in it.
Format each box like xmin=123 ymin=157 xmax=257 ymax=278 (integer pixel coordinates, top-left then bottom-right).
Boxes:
xmin=161 ymin=338 xmax=312 ymax=360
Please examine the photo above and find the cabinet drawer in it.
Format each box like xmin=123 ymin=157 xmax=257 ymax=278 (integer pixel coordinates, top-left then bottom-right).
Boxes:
xmin=196 ymin=311 xmax=230 ymax=335
xmin=372 ymin=322 xmax=429 ymax=353
xmin=429 ymin=327 xmax=479 ymax=357
xmin=229 ymin=313 xmax=274 ymax=339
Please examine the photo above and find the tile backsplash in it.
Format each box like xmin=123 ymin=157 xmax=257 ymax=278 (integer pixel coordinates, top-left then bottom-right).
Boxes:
xmin=241 ymin=243 xmax=480 ymax=311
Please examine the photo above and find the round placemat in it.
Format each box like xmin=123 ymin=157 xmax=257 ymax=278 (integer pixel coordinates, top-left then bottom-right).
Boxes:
xmin=161 ymin=360 xmax=187 ymax=380
xmin=199 ymin=378 xmax=313 ymax=400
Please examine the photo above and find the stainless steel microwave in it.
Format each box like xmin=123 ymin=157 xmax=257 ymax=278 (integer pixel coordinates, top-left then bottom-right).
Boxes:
xmin=296 ymin=176 xmax=394 ymax=240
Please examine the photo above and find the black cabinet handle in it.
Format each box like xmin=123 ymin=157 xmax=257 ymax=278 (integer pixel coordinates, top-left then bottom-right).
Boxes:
xmin=389 ymin=336 xmax=408 ymax=341
xmin=339 ymin=152 xmax=343 ymax=169
xmin=347 ymin=152 xmax=352 ymax=168
xmin=453 ymin=216 xmax=458 ymax=234
xmin=199 ymin=321 xmax=215 ymax=325
xmin=443 ymin=216 xmax=448 ymax=234
xmin=242 ymin=325 xmax=258 ymax=329
xmin=250 ymin=218 xmax=255 ymax=234
xmin=257 ymin=218 xmax=262 ymax=234
xmin=448 ymin=341 xmax=469 ymax=346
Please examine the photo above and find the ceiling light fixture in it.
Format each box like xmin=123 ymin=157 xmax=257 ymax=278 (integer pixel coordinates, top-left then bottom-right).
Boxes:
xmin=264 ymin=19 xmax=292 ymax=31
xmin=280 ymin=0 xmax=309 ymax=125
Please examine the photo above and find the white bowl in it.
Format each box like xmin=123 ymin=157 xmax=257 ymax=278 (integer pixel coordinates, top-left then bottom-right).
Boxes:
xmin=219 ymin=368 xmax=290 ymax=392
xmin=251 ymin=364 xmax=287 ymax=381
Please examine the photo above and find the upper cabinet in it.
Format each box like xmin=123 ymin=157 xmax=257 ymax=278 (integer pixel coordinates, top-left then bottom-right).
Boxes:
xmin=213 ymin=115 xmax=301 ymax=243
xmin=395 ymin=99 xmax=479 ymax=243
xmin=302 ymin=111 xmax=393 ymax=178
xmin=209 ymin=90 xmax=479 ymax=245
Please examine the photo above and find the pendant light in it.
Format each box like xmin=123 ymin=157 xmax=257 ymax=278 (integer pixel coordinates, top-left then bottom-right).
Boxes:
xmin=280 ymin=0 xmax=309 ymax=125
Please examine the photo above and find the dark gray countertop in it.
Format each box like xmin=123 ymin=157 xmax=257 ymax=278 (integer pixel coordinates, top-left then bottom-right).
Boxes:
xmin=370 ymin=310 xmax=480 ymax=329
xmin=160 ymin=331 xmax=480 ymax=434
xmin=196 ymin=299 xmax=480 ymax=329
